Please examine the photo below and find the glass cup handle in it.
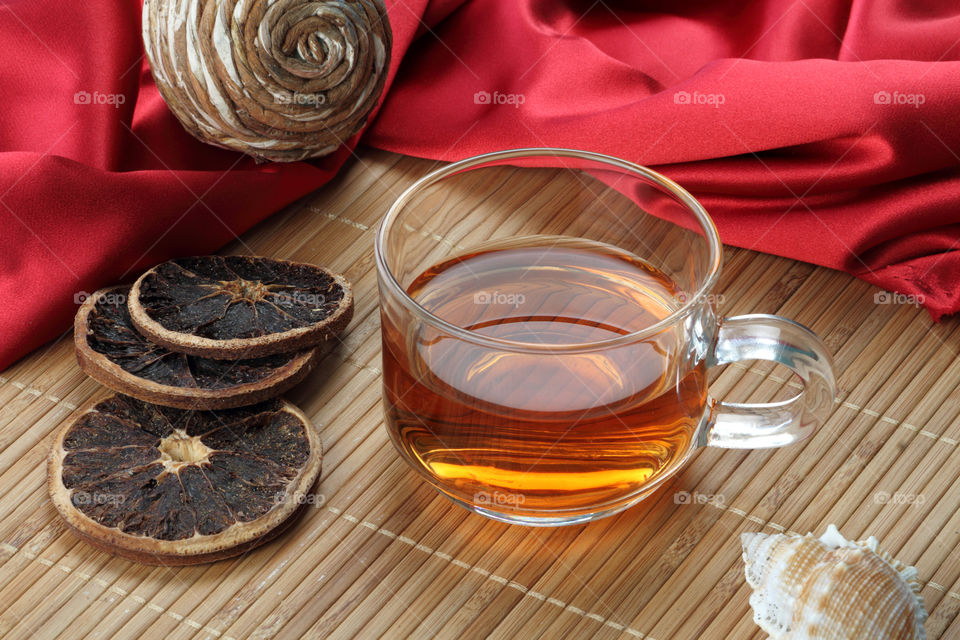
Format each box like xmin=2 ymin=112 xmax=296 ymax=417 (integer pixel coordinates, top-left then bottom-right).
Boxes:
xmin=704 ymin=314 xmax=837 ymax=449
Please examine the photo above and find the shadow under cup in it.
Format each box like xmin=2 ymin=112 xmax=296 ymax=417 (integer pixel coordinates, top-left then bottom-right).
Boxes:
xmin=375 ymin=149 xmax=835 ymax=526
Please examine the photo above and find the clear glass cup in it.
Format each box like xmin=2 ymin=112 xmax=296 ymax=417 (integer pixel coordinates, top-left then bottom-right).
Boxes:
xmin=375 ymin=148 xmax=836 ymax=526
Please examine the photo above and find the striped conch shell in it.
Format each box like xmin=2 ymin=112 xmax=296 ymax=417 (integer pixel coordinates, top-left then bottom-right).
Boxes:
xmin=741 ymin=525 xmax=927 ymax=639
xmin=142 ymin=0 xmax=392 ymax=162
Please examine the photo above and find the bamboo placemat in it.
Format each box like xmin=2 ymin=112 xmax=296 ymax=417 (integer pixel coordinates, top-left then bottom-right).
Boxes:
xmin=1 ymin=147 xmax=959 ymax=639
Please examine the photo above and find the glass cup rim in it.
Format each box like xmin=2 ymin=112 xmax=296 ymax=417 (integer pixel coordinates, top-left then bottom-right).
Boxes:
xmin=375 ymin=147 xmax=723 ymax=353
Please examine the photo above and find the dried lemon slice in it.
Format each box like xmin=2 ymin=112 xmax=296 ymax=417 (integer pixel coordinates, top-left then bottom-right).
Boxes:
xmin=76 ymin=285 xmax=319 ymax=409
xmin=128 ymin=256 xmax=353 ymax=359
xmin=48 ymin=394 xmax=322 ymax=565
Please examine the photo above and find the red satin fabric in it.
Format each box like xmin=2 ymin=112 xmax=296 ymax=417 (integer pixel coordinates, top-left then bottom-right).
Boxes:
xmin=1 ymin=0 xmax=959 ymax=370
xmin=368 ymin=0 xmax=960 ymax=321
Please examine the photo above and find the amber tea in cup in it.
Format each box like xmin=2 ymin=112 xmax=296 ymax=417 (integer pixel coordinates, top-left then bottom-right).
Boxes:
xmin=376 ymin=149 xmax=835 ymax=526
xmin=383 ymin=237 xmax=704 ymax=514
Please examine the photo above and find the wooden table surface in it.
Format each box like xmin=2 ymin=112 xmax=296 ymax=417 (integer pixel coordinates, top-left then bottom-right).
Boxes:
xmin=1 ymin=147 xmax=959 ymax=639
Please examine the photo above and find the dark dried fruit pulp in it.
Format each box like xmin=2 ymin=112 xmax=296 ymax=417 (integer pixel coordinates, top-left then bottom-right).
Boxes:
xmin=136 ymin=256 xmax=346 ymax=340
xmin=86 ymin=286 xmax=301 ymax=389
xmin=59 ymin=395 xmax=311 ymax=541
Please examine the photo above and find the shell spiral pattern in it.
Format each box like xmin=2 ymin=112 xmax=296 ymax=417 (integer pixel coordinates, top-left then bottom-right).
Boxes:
xmin=142 ymin=0 xmax=392 ymax=161
xmin=742 ymin=525 xmax=927 ymax=639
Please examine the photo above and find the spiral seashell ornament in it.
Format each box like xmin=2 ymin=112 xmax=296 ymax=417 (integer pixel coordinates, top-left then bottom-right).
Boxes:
xmin=142 ymin=0 xmax=392 ymax=162
xmin=742 ymin=525 xmax=927 ymax=639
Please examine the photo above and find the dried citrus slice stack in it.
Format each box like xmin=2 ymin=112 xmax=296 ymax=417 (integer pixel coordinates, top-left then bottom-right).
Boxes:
xmin=54 ymin=254 xmax=348 ymax=564
xmin=75 ymin=285 xmax=319 ymax=409
xmin=48 ymin=395 xmax=321 ymax=565
xmin=128 ymin=255 xmax=353 ymax=359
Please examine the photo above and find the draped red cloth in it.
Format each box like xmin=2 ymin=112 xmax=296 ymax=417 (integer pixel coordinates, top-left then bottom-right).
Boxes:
xmin=2 ymin=0 xmax=959 ymax=370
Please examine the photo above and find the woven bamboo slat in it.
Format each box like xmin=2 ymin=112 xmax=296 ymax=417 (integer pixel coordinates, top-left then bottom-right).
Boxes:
xmin=0 ymin=147 xmax=957 ymax=639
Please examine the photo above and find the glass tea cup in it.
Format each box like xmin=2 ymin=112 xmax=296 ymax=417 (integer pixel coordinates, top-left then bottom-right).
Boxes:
xmin=375 ymin=148 xmax=835 ymax=526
